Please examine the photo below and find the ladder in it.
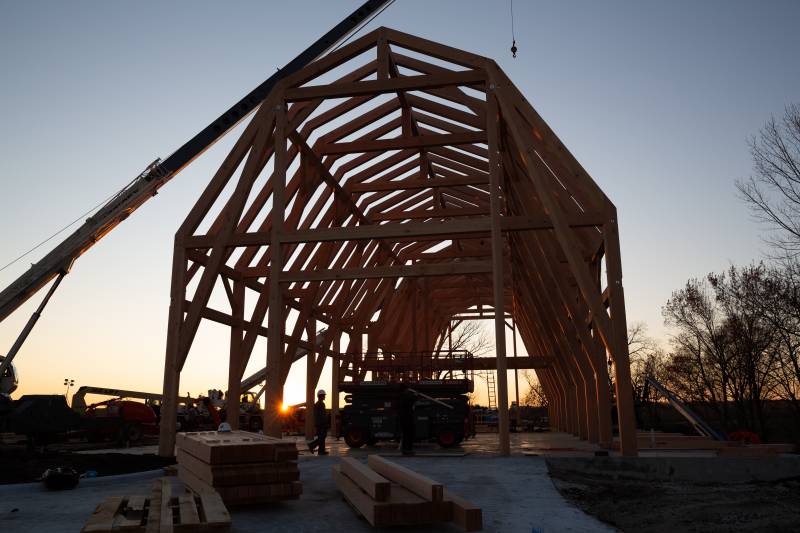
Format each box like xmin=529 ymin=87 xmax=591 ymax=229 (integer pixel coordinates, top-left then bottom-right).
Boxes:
xmin=485 ymin=372 xmax=497 ymax=410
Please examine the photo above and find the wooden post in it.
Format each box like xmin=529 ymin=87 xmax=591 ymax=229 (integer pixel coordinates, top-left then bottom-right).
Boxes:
xmin=332 ymin=353 xmax=341 ymax=438
xmin=591 ymin=340 xmax=613 ymax=447
xmin=604 ymin=212 xmax=638 ymax=456
xmin=487 ymin=86 xmax=510 ymax=456
xmin=264 ymin=102 xmax=287 ymax=438
xmin=305 ymin=326 xmax=316 ymax=440
xmin=512 ymin=319 xmax=520 ymax=428
xmin=226 ymin=280 xmax=245 ymax=430
xmin=158 ymin=242 xmax=186 ymax=457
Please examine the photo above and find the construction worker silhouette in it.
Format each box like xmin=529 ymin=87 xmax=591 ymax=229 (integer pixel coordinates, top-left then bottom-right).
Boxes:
xmin=308 ymin=389 xmax=329 ymax=455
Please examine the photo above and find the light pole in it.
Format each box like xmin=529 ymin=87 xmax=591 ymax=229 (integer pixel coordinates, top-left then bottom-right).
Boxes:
xmin=64 ymin=378 xmax=74 ymax=398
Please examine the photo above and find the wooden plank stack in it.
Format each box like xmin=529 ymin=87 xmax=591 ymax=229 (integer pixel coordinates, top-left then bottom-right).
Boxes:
xmin=81 ymin=477 xmax=230 ymax=533
xmin=332 ymin=455 xmax=482 ymax=531
xmin=176 ymin=430 xmax=301 ymax=506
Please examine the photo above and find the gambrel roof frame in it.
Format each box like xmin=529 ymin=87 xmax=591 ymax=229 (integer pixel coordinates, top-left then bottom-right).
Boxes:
xmin=157 ymin=27 xmax=638 ymax=457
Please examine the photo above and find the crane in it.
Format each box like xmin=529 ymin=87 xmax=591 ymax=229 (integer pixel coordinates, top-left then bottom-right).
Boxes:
xmin=0 ymin=0 xmax=393 ymax=388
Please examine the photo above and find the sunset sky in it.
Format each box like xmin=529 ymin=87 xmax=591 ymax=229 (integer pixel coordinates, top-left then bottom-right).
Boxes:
xmin=1 ymin=1 xmax=798 ymax=407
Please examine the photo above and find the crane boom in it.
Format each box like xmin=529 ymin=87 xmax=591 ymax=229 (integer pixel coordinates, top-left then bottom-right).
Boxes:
xmin=0 ymin=1 xmax=390 ymax=326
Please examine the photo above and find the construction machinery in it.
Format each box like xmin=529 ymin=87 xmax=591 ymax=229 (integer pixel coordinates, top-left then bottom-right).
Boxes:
xmin=0 ymin=355 xmax=18 ymax=397
xmin=206 ymin=389 xmax=265 ymax=432
xmin=0 ymin=0 xmax=392 ymax=387
xmin=70 ymin=385 xmax=193 ymax=413
xmin=82 ymin=398 xmax=159 ymax=444
xmin=340 ymin=379 xmax=473 ymax=448
xmin=0 ymin=0 xmax=394 ymax=448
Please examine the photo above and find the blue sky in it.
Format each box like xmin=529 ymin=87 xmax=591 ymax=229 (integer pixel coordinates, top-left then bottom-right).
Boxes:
xmin=1 ymin=1 xmax=798 ymax=403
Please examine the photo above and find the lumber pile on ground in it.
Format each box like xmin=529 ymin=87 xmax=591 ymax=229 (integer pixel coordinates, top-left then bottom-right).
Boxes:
xmin=332 ymin=455 xmax=482 ymax=531
xmin=176 ymin=430 xmax=301 ymax=506
xmin=81 ymin=477 xmax=230 ymax=532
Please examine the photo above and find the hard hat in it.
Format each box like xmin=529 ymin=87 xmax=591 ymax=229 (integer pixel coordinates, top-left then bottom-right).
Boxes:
xmin=317 ymin=389 xmax=327 ymax=397
xmin=217 ymin=421 xmax=232 ymax=433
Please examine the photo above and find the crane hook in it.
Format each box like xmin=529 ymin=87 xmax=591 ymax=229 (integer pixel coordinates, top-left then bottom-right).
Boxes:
xmin=509 ymin=0 xmax=518 ymax=58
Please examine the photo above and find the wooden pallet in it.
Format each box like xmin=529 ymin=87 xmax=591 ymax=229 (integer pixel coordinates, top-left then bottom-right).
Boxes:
xmin=81 ymin=477 xmax=230 ymax=533
xmin=333 ymin=456 xmax=482 ymax=531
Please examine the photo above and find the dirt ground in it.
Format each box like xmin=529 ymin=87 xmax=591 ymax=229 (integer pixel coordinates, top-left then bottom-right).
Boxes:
xmin=0 ymin=443 xmax=175 ymax=484
xmin=548 ymin=463 xmax=800 ymax=533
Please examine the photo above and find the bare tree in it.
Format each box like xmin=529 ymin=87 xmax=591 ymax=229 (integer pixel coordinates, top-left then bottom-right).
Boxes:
xmin=627 ymin=322 xmax=667 ymax=402
xmin=445 ymin=320 xmax=493 ymax=357
xmin=662 ymin=266 xmax=786 ymax=437
xmin=737 ymin=104 xmax=800 ymax=256
xmin=522 ymin=370 xmax=548 ymax=408
xmin=663 ymin=277 xmax=736 ymax=428
xmin=433 ymin=320 xmax=493 ymax=383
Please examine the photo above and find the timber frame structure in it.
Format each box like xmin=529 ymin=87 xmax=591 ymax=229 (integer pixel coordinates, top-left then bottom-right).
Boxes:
xmin=158 ymin=27 xmax=638 ymax=457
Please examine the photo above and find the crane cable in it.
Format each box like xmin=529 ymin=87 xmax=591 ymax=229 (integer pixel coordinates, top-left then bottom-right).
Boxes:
xmin=510 ymin=0 xmax=518 ymax=58
xmin=0 ymin=1 xmax=402 ymax=276
xmin=0 ymin=180 xmax=135 ymax=274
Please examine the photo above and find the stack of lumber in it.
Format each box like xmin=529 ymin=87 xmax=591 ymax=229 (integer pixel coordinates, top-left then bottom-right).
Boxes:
xmin=176 ymin=430 xmax=301 ymax=506
xmin=81 ymin=477 xmax=230 ymax=532
xmin=332 ymin=455 xmax=482 ymax=531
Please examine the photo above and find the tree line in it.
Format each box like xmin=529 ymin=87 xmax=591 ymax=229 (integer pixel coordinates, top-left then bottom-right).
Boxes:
xmin=636 ymin=104 xmax=800 ymax=440
xmin=525 ymin=104 xmax=800 ymax=441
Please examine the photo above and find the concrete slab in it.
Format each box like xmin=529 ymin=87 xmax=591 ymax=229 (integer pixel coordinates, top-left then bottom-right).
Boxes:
xmin=289 ymin=431 xmax=609 ymax=459
xmin=0 ymin=456 xmax=614 ymax=533
xmin=547 ymin=455 xmax=800 ymax=483
xmin=0 ymin=470 xmax=161 ymax=533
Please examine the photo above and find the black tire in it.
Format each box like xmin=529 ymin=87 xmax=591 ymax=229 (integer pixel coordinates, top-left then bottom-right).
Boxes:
xmin=126 ymin=423 xmax=143 ymax=443
xmin=249 ymin=416 xmax=263 ymax=432
xmin=437 ymin=429 xmax=461 ymax=448
xmin=344 ymin=427 xmax=367 ymax=448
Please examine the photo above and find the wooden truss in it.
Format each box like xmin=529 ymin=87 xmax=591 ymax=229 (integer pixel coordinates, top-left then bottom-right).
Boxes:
xmin=157 ymin=27 xmax=638 ymax=456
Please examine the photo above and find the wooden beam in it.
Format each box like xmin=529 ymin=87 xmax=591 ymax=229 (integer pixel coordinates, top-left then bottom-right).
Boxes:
xmin=320 ymin=131 xmax=487 ymax=155
xmin=340 ymin=457 xmax=391 ymax=501
xmin=263 ymin=260 xmax=492 ymax=282
xmin=487 ymin=87 xmax=510 ymax=456
xmin=284 ymin=71 xmax=486 ymax=101
xmin=184 ymin=213 xmax=604 ymax=248
xmin=265 ymin=102 xmax=286 ymax=437
xmin=358 ymin=356 xmax=550 ymax=371
xmin=371 ymin=206 xmax=488 ymax=221
xmin=444 ymin=489 xmax=483 ymax=532
xmin=347 ymin=174 xmax=488 ymax=193
xmin=367 ymin=455 xmax=443 ymax=502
